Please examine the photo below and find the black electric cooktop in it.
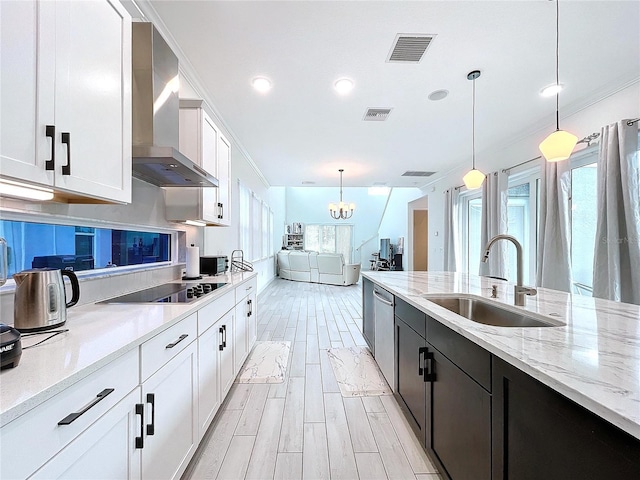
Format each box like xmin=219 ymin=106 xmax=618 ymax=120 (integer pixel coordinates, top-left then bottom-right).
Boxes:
xmin=101 ymin=282 xmax=227 ymax=304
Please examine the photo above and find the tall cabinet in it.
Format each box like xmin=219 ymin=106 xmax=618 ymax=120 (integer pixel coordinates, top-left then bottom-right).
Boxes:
xmin=0 ymin=0 xmax=132 ymax=203
xmin=165 ymin=99 xmax=231 ymax=226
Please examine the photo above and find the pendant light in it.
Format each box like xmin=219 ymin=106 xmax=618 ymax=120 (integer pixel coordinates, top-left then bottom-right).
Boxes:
xmin=328 ymin=169 xmax=355 ymax=219
xmin=463 ymin=70 xmax=485 ymax=190
xmin=538 ymin=0 xmax=577 ymax=162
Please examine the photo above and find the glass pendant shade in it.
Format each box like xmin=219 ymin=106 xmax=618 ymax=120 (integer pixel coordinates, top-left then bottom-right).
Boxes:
xmin=463 ymin=168 xmax=485 ymax=190
xmin=538 ymin=129 xmax=578 ymax=162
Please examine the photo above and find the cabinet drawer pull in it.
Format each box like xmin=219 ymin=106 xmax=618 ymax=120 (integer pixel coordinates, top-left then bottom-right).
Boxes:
xmin=61 ymin=132 xmax=71 ymax=175
xmin=45 ymin=125 xmax=55 ymax=170
xmin=424 ymin=350 xmax=436 ymax=382
xmin=135 ymin=403 xmax=144 ymax=449
xmin=219 ymin=326 xmax=224 ymax=351
xmin=165 ymin=334 xmax=188 ymax=349
xmin=418 ymin=347 xmax=427 ymax=376
xmin=146 ymin=393 xmax=155 ymax=435
xmin=57 ymin=388 xmax=114 ymax=425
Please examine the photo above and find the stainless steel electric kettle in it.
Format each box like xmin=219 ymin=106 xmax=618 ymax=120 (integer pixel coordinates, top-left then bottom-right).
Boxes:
xmin=13 ymin=268 xmax=80 ymax=332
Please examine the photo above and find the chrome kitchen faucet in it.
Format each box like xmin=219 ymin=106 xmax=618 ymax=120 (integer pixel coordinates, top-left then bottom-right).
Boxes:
xmin=482 ymin=234 xmax=537 ymax=307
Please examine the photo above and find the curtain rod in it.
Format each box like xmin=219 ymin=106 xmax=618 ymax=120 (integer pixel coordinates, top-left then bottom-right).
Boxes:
xmin=628 ymin=117 xmax=640 ymax=126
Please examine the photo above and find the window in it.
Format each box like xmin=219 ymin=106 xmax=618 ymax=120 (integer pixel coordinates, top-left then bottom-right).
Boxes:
xmin=238 ymin=181 xmax=251 ymax=257
xmin=237 ymin=181 xmax=274 ymax=262
xmin=0 ymin=220 xmax=171 ymax=277
xmin=252 ymin=193 xmax=262 ymax=261
xmin=571 ymin=159 xmax=598 ymax=295
xmin=506 ymin=174 xmax=539 ymax=285
xmin=459 ymin=192 xmax=482 ymax=274
xmin=304 ymin=224 xmax=353 ymax=262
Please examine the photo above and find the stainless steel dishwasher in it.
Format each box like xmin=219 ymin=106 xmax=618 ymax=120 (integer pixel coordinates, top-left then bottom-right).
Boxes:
xmin=373 ymin=285 xmax=395 ymax=391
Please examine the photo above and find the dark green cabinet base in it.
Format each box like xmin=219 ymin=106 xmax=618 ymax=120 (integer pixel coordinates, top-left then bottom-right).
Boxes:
xmin=492 ymin=357 xmax=640 ymax=480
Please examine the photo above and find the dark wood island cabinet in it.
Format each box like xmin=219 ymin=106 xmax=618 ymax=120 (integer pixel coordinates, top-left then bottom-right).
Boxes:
xmin=383 ymin=292 xmax=640 ymax=480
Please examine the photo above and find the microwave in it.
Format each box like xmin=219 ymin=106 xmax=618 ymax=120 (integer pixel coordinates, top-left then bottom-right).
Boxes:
xmin=200 ymin=256 xmax=228 ymax=275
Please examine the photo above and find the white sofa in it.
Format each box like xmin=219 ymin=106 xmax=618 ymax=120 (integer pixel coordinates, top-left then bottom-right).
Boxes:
xmin=277 ymin=250 xmax=361 ymax=286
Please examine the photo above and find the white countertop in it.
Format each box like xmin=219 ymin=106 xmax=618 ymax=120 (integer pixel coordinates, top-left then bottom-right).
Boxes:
xmin=0 ymin=272 xmax=257 ymax=427
xmin=362 ymin=271 xmax=640 ymax=440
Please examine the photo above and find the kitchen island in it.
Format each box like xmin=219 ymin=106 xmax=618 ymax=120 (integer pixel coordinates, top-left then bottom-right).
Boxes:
xmin=363 ymin=271 xmax=640 ymax=480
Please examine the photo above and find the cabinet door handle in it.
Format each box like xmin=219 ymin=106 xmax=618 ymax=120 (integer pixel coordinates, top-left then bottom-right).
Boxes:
xmin=146 ymin=393 xmax=155 ymax=435
xmin=58 ymin=388 xmax=114 ymax=425
xmin=418 ymin=347 xmax=427 ymax=376
xmin=61 ymin=132 xmax=71 ymax=175
xmin=247 ymin=299 xmax=252 ymax=317
xmin=424 ymin=350 xmax=436 ymax=382
xmin=218 ymin=202 xmax=223 ymax=220
xmin=165 ymin=334 xmax=188 ymax=349
xmin=45 ymin=125 xmax=55 ymax=170
xmin=222 ymin=324 xmax=227 ymax=348
xmin=135 ymin=403 xmax=144 ymax=449
xmin=219 ymin=326 xmax=224 ymax=351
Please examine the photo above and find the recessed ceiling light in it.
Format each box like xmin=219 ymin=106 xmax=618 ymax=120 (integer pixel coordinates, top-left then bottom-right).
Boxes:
xmin=334 ymin=78 xmax=354 ymax=95
xmin=540 ymin=83 xmax=564 ymax=97
xmin=252 ymin=76 xmax=272 ymax=93
xmin=428 ymin=89 xmax=449 ymax=101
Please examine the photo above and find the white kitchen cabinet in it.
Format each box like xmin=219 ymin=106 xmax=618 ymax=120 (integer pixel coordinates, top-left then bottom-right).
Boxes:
xmin=196 ymin=291 xmax=235 ymax=437
xmin=0 ymin=0 xmax=131 ymax=204
xmin=29 ymin=388 xmax=142 ymax=480
xmin=165 ymin=99 xmax=230 ymax=225
xmin=216 ymin=131 xmax=232 ymax=226
xmin=0 ymin=348 xmax=139 ymax=480
xmin=141 ymin=341 xmax=198 ymax=480
xmin=234 ymin=277 xmax=258 ymax=372
xmin=218 ymin=310 xmax=236 ymax=398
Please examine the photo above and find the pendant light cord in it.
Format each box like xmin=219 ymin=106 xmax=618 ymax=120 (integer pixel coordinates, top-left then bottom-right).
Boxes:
xmin=472 ymin=75 xmax=476 ymax=170
xmin=555 ymin=0 xmax=560 ymax=131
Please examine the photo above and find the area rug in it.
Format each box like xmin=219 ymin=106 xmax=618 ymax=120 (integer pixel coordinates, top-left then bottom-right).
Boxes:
xmin=327 ymin=346 xmax=391 ymax=396
xmin=236 ymin=341 xmax=291 ymax=383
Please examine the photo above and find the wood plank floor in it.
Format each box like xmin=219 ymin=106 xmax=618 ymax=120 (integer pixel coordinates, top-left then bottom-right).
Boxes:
xmin=183 ymin=279 xmax=442 ymax=480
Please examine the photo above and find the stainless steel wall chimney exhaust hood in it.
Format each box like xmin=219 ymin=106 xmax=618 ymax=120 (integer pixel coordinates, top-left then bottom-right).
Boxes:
xmin=132 ymin=23 xmax=218 ymax=188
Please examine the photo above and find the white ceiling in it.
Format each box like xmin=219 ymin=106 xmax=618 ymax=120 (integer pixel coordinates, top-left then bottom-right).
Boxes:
xmin=145 ymin=0 xmax=640 ymax=188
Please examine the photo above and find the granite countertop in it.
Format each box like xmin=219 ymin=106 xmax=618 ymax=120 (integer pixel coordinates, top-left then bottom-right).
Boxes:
xmin=362 ymin=271 xmax=640 ymax=440
xmin=0 ymin=271 xmax=257 ymax=428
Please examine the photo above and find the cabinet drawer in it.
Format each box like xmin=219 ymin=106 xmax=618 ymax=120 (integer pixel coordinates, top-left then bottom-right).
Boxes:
xmin=235 ymin=276 xmax=257 ymax=304
xmin=198 ymin=291 xmax=235 ymax=334
xmin=395 ymin=297 xmax=426 ymax=339
xmin=427 ymin=315 xmax=491 ymax=391
xmin=0 ymin=348 xmax=139 ymax=480
xmin=141 ymin=313 xmax=197 ymax=382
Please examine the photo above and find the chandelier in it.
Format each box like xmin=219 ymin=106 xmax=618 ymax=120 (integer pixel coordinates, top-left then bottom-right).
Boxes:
xmin=328 ymin=169 xmax=355 ymax=219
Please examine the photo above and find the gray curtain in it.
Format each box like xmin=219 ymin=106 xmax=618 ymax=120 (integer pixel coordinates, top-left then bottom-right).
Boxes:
xmin=537 ymin=159 xmax=573 ymax=292
xmin=443 ymin=188 xmax=459 ymax=271
xmin=478 ymin=171 xmax=509 ymax=278
xmin=592 ymin=120 xmax=640 ymax=305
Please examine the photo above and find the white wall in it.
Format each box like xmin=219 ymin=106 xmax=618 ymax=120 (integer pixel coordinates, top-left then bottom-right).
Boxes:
xmin=424 ymin=83 xmax=640 ymax=271
xmin=378 ymin=188 xmax=424 ymax=271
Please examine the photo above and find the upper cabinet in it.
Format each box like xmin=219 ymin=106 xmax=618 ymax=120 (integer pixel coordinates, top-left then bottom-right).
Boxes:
xmin=0 ymin=0 xmax=132 ymax=204
xmin=165 ymin=100 xmax=231 ymax=226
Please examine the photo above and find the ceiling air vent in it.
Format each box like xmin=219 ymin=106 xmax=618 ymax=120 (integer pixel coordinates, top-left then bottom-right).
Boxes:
xmin=401 ymin=171 xmax=436 ymax=177
xmin=363 ymin=108 xmax=392 ymax=121
xmin=387 ymin=34 xmax=435 ymax=63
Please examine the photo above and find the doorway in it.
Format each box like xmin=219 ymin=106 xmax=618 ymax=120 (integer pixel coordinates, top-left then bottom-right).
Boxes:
xmin=413 ymin=210 xmax=428 ymax=270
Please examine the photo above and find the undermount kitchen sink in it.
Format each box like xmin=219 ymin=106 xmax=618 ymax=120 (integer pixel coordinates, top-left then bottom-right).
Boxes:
xmin=423 ymin=295 xmax=565 ymax=327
